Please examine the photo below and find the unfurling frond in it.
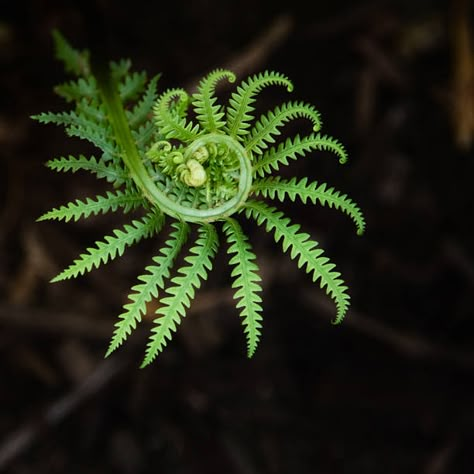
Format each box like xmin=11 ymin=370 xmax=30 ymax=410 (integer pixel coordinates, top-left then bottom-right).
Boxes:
xmin=153 ymin=88 xmax=199 ymax=141
xmin=223 ymin=218 xmax=263 ymax=357
xmin=252 ymin=177 xmax=366 ymax=235
xmin=225 ymin=71 xmax=293 ymax=138
xmin=106 ymin=221 xmax=190 ymax=357
xmin=245 ymin=102 xmax=322 ymax=154
xmin=244 ymin=201 xmax=350 ymax=324
xmin=192 ymin=69 xmax=236 ymax=132
xmin=51 ymin=212 xmax=164 ymax=282
xmin=38 ymin=31 xmax=363 ymax=364
xmin=253 ymin=133 xmax=348 ymax=178
xmin=142 ymin=224 xmax=218 ymax=366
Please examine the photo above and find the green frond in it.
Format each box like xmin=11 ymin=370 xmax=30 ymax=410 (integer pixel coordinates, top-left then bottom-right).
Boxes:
xmin=110 ymin=59 xmax=132 ymax=82
xmin=33 ymin=110 xmax=106 ymax=137
xmin=191 ymin=69 xmax=236 ymax=132
xmin=225 ymin=71 xmax=293 ymax=139
xmin=52 ymin=29 xmax=90 ymax=76
xmin=46 ymin=155 xmax=127 ymax=183
xmin=68 ymin=122 xmax=118 ymax=157
xmin=253 ymin=133 xmax=348 ymax=178
xmin=132 ymin=122 xmax=155 ymax=151
xmin=106 ymin=221 xmax=190 ymax=357
xmin=223 ymin=218 xmax=263 ymax=357
xmin=51 ymin=211 xmax=164 ymax=283
xmin=37 ymin=190 xmax=144 ymax=223
xmin=119 ymin=71 xmax=147 ymax=102
xmin=244 ymin=201 xmax=350 ymax=324
xmin=76 ymin=99 xmax=107 ymax=124
xmin=142 ymin=224 xmax=218 ymax=367
xmin=54 ymin=77 xmax=98 ymax=102
xmin=153 ymin=88 xmax=199 ymax=142
xmin=244 ymin=101 xmax=322 ymax=155
xmin=127 ymin=75 xmax=160 ymax=128
xmin=252 ymin=177 xmax=366 ymax=235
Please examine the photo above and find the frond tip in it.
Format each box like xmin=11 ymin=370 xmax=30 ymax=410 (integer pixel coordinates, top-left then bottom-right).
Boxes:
xmin=244 ymin=201 xmax=351 ymax=324
xmin=141 ymin=224 xmax=219 ymax=367
xmin=106 ymin=221 xmax=190 ymax=357
xmin=51 ymin=212 xmax=164 ymax=282
xmin=223 ymin=218 xmax=263 ymax=357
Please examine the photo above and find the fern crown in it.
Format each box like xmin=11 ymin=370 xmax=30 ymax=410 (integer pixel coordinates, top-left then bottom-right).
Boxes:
xmin=34 ymin=31 xmax=365 ymax=366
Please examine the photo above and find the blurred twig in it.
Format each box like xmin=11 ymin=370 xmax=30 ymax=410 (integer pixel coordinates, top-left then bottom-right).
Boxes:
xmin=186 ymin=14 xmax=293 ymax=91
xmin=451 ymin=0 xmax=474 ymax=149
xmin=301 ymin=288 xmax=474 ymax=372
xmin=0 ymin=356 xmax=124 ymax=470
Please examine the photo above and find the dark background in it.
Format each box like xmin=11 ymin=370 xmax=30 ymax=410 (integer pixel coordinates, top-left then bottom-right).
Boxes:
xmin=1 ymin=0 xmax=474 ymax=472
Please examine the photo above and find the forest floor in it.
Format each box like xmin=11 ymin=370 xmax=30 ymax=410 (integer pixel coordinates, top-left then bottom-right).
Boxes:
xmin=1 ymin=1 xmax=474 ymax=473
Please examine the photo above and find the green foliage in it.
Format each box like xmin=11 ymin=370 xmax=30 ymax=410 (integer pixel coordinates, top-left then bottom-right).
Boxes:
xmin=35 ymin=31 xmax=364 ymax=365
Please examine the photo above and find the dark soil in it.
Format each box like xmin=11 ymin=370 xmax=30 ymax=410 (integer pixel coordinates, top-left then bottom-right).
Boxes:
xmin=1 ymin=1 xmax=474 ymax=473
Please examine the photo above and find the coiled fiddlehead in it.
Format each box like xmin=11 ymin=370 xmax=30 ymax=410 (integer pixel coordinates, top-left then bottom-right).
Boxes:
xmin=35 ymin=32 xmax=365 ymax=366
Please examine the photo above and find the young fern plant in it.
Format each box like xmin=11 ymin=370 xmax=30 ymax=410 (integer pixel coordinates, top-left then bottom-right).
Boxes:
xmin=35 ymin=31 xmax=365 ymax=366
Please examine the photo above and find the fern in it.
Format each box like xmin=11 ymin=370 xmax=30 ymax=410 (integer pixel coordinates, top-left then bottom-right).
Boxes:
xmin=192 ymin=69 xmax=236 ymax=132
xmin=107 ymin=221 xmax=190 ymax=357
xmin=245 ymin=101 xmax=322 ymax=154
xmin=36 ymin=31 xmax=364 ymax=364
xmin=52 ymin=29 xmax=90 ymax=76
xmin=51 ymin=211 xmax=164 ymax=282
xmin=252 ymin=177 xmax=366 ymax=235
xmin=55 ymin=77 xmax=98 ymax=102
xmin=223 ymin=218 xmax=263 ymax=357
xmin=38 ymin=190 xmax=143 ymax=222
xmin=127 ymin=75 xmax=160 ymax=128
xmin=119 ymin=71 xmax=148 ymax=102
xmin=244 ymin=201 xmax=350 ymax=324
xmin=253 ymin=133 xmax=348 ymax=178
xmin=225 ymin=71 xmax=293 ymax=138
xmin=142 ymin=224 xmax=218 ymax=366
xmin=45 ymin=155 xmax=127 ymax=183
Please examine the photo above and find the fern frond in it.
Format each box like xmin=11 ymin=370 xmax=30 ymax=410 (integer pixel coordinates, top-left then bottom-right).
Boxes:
xmin=76 ymin=99 xmax=107 ymax=124
xmin=106 ymin=221 xmax=190 ymax=357
xmin=68 ymin=122 xmax=118 ymax=157
xmin=142 ymin=224 xmax=218 ymax=367
xmin=52 ymin=29 xmax=90 ymax=76
xmin=128 ymin=75 xmax=160 ymax=128
xmin=51 ymin=211 xmax=164 ymax=282
xmin=38 ymin=190 xmax=144 ymax=223
xmin=245 ymin=101 xmax=322 ymax=155
xmin=119 ymin=71 xmax=147 ymax=102
xmin=110 ymin=59 xmax=132 ymax=81
xmin=223 ymin=218 xmax=263 ymax=357
xmin=192 ymin=69 xmax=236 ymax=132
xmin=33 ymin=110 xmax=107 ymax=138
xmin=153 ymin=88 xmax=199 ymax=141
xmin=252 ymin=177 xmax=366 ymax=235
xmin=225 ymin=71 xmax=293 ymax=138
xmin=253 ymin=133 xmax=348 ymax=178
xmin=46 ymin=155 xmax=127 ymax=183
xmin=54 ymin=77 xmax=98 ymax=102
xmin=244 ymin=201 xmax=350 ymax=323
xmin=132 ymin=120 xmax=156 ymax=152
